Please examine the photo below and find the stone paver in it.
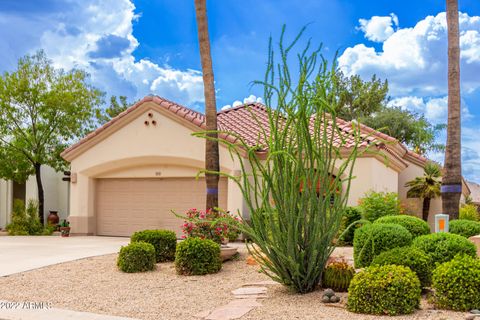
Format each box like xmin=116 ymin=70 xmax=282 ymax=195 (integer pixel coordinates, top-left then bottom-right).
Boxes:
xmin=203 ymin=299 xmax=262 ymax=320
xmin=0 ymin=301 xmax=138 ymax=320
xmin=231 ymin=287 xmax=267 ymax=296
xmin=0 ymin=236 xmax=129 ymax=277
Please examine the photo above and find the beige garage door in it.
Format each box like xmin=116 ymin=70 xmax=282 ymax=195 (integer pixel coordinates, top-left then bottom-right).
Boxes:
xmin=96 ymin=178 xmax=228 ymax=237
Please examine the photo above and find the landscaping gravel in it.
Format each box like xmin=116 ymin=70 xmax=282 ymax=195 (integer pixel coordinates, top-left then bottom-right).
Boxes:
xmin=0 ymin=246 xmax=468 ymax=320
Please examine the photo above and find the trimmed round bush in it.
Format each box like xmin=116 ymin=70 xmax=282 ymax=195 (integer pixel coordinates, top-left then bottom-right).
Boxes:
xmin=375 ymin=215 xmax=430 ymax=238
xmin=353 ymin=223 xmax=413 ymax=268
xmin=449 ymin=220 xmax=480 ymax=238
xmin=175 ymin=237 xmax=222 ymax=275
xmin=412 ymin=232 xmax=477 ymax=265
xmin=372 ymin=246 xmax=433 ymax=287
xmin=117 ymin=242 xmax=156 ymax=273
xmin=131 ymin=229 xmax=177 ymax=262
xmin=432 ymin=255 xmax=480 ymax=311
xmin=347 ymin=265 xmax=421 ymax=315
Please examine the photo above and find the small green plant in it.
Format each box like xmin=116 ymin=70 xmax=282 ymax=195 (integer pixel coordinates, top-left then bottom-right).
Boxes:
xmin=412 ymin=232 xmax=477 ymax=265
xmin=372 ymin=246 xmax=433 ymax=287
xmin=6 ymin=199 xmax=52 ymax=235
xmin=175 ymin=237 xmax=221 ymax=275
xmin=131 ymin=230 xmax=177 ymax=262
xmin=375 ymin=215 xmax=430 ymax=238
xmin=117 ymin=242 xmax=156 ymax=273
xmin=449 ymin=220 xmax=480 ymax=238
xmin=432 ymin=255 xmax=480 ymax=311
xmin=459 ymin=204 xmax=479 ymax=221
xmin=321 ymin=258 xmax=355 ymax=292
xmin=337 ymin=207 xmax=365 ymax=246
xmin=353 ymin=223 xmax=412 ymax=268
xmin=359 ymin=191 xmax=402 ymax=221
xmin=347 ymin=265 xmax=421 ymax=315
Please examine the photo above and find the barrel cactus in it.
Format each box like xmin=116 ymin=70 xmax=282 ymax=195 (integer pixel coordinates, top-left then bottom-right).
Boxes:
xmin=322 ymin=259 xmax=355 ymax=292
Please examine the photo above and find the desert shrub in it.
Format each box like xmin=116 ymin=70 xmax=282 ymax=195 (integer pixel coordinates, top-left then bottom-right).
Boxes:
xmin=359 ymin=191 xmax=402 ymax=221
xmin=337 ymin=207 xmax=365 ymax=246
xmin=375 ymin=215 xmax=430 ymax=238
xmin=449 ymin=219 xmax=480 ymax=238
xmin=321 ymin=258 xmax=355 ymax=292
xmin=175 ymin=237 xmax=221 ymax=275
xmin=353 ymin=223 xmax=412 ymax=268
xmin=412 ymin=233 xmax=477 ymax=265
xmin=372 ymin=246 xmax=433 ymax=287
xmin=432 ymin=255 xmax=480 ymax=311
xmin=347 ymin=265 xmax=421 ymax=315
xmin=131 ymin=230 xmax=177 ymax=262
xmin=6 ymin=200 xmax=52 ymax=235
xmin=459 ymin=204 xmax=479 ymax=221
xmin=117 ymin=242 xmax=156 ymax=273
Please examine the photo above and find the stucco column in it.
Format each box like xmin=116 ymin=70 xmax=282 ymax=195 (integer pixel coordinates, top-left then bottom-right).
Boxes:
xmin=68 ymin=173 xmax=96 ymax=235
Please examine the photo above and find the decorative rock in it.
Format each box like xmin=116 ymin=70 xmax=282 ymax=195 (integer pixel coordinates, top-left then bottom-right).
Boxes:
xmin=324 ymin=288 xmax=335 ymax=298
xmin=330 ymin=295 xmax=340 ymax=303
xmin=472 ymin=310 xmax=480 ymax=315
xmin=321 ymin=296 xmax=331 ymax=303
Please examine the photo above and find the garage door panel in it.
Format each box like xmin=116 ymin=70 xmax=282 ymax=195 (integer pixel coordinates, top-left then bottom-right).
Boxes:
xmin=96 ymin=178 xmax=228 ymax=237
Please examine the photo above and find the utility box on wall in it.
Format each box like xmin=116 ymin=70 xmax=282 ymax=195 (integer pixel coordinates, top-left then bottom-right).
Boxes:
xmin=435 ymin=214 xmax=449 ymax=233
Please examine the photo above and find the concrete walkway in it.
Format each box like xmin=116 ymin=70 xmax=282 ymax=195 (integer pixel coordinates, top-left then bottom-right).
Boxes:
xmin=0 ymin=301 xmax=139 ymax=320
xmin=0 ymin=236 xmax=129 ymax=277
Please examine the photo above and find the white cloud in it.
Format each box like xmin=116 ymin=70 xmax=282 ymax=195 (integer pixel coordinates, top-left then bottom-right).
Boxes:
xmin=222 ymin=95 xmax=263 ymax=110
xmin=0 ymin=0 xmax=204 ymax=106
xmin=339 ymin=12 xmax=480 ymax=96
xmin=358 ymin=13 xmax=399 ymax=42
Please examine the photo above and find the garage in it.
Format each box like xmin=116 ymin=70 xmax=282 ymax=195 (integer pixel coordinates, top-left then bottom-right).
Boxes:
xmin=96 ymin=178 xmax=228 ymax=237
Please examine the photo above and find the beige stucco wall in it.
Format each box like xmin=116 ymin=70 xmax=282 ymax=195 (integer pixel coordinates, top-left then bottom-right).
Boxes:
xmin=0 ymin=180 xmax=12 ymax=228
xmin=67 ymin=102 xmax=244 ymax=234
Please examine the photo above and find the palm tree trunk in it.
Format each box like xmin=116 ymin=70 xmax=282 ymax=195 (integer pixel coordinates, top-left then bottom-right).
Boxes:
xmin=422 ymin=197 xmax=431 ymax=222
xmin=194 ymin=0 xmax=220 ymax=211
xmin=442 ymin=0 xmax=462 ymax=220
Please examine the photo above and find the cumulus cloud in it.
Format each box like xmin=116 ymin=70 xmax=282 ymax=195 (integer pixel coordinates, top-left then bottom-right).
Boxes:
xmin=358 ymin=13 xmax=399 ymax=42
xmin=0 ymin=0 xmax=204 ymax=106
xmin=339 ymin=12 xmax=480 ymax=96
xmin=221 ymin=94 xmax=263 ymax=110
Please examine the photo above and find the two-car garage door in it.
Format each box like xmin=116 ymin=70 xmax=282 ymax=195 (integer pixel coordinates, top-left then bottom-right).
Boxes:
xmin=96 ymin=178 xmax=228 ymax=237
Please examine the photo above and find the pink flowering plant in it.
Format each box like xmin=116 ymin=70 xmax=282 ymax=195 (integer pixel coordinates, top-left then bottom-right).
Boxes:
xmin=180 ymin=208 xmax=241 ymax=244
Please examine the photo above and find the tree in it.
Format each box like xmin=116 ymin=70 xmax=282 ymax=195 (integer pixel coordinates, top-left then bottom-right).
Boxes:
xmin=194 ymin=0 xmax=220 ymax=211
xmin=363 ymin=107 xmax=445 ymax=154
xmin=95 ymin=95 xmax=130 ymax=125
xmin=0 ymin=51 xmax=103 ymax=223
xmin=442 ymin=0 xmax=462 ymax=220
xmin=405 ymin=162 xmax=442 ymax=221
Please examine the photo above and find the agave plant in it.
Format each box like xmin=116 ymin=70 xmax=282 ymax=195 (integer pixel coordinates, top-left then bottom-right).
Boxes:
xmin=196 ymin=27 xmax=366 ymax=293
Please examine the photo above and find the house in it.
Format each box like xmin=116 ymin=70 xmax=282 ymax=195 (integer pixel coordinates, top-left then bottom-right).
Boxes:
xmin=0 ymin=167 xmax=69 ymax=229
xmin=466 ymin=181 xmax=480 ymax=207
xmin=61 ymin=95 xmax=470 ymax=236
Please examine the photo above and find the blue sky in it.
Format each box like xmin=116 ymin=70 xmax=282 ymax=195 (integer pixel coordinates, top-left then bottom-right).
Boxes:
xmin=1 ymin=0 xmax=480 ymax=182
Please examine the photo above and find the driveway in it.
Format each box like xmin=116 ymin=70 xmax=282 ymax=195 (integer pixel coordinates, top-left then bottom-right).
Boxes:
xmin=0 ymin=236 xmax=129 ymax=277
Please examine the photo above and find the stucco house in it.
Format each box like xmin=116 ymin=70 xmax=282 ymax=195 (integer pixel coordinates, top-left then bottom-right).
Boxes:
xmin=0 ymin=167 xmax=69 ymax=229
xmin=60 ymin=95 xmax=469 ymax=236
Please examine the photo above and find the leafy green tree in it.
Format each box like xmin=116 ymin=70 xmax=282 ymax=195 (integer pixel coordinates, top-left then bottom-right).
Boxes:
xmin=0 ymin=50 xmax=103 ymax=223
xmin=95 ymin=95 xmax=130 ymax=124
xmin=405 ymin=162 xmax=442 ymax=221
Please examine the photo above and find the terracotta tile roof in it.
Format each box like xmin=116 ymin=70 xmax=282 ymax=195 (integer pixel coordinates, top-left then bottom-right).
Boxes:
xmin=61 ymin=95 xmax=426 ymax=168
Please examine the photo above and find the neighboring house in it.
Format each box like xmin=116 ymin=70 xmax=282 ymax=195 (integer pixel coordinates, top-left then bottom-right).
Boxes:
xmin=61 ymin=95 xmax=470 ymax=236
xmin=466 ymin=181 xmax=480 ymax=206
xmin=0 ymin=166 xmax=69 ymax=229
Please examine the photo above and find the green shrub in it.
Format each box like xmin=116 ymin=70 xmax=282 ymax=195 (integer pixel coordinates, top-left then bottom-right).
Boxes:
xmin=459 ymin=204 xmax=479 ymax=221
xmin=432 ymin=255 xmax=480 ymax=311
xmin=6 ymin=200 xmax=51 ymax=235
xmin=322 ymin=259 xmax=355 ymax=292
xmin=347 ymin=265 xmax=421 ymax=315
xmin=412 ymin=233 xmax=477 ymax=265
xmin=353 ymin=223 xmax=412 ymax=268
xmin=375 ymin=215 xmax=430 ymax=238
xmin=117 ymin=242 xmax=156 ymax=273
xmin=372 ymin=246 xmax=433 ymax=287
xmin=359 ymin=191 xmax=402 ymax=221
xmin=449 ymin=219 xmax=480 ymax=238
xmin=175 ymin=237 xmax=221 ymax=275
xmin=337 ymin=207 xmax=365 ymax=246
xmin=131 ymin=230 xmax=177 ymax=262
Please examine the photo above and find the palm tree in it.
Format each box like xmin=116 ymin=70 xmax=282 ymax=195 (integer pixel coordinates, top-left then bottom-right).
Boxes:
xmin=442 ymin=0 xmax=462 ymax=219
xmin=405 ymin=162 xmax=442 ymax=221
xmin=194 ymin=0 xmax=220 ymax=211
